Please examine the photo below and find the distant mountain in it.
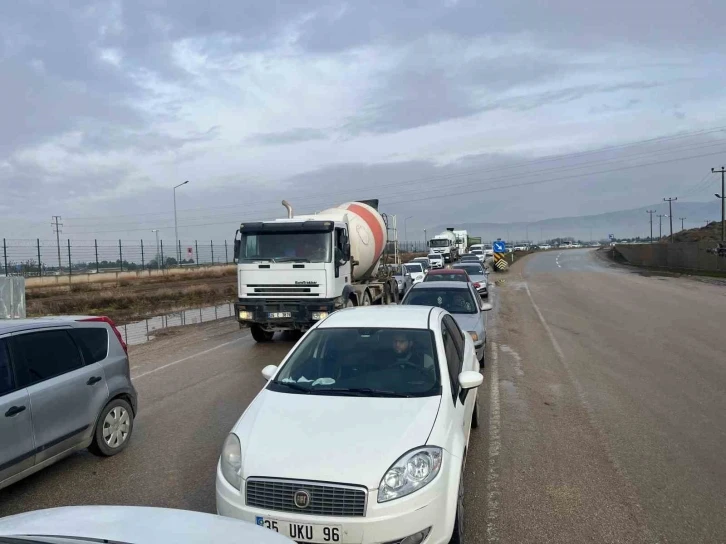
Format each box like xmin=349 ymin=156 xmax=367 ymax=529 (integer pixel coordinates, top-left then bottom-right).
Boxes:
xmin=431 ymin=201 xmax=722 ymax=243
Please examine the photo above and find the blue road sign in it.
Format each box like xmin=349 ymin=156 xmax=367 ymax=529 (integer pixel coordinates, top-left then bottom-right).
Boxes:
xmin=493 ymin=241 xmax=506 ymax=253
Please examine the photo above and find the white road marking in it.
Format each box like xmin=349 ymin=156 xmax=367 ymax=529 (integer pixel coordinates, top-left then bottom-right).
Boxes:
xmin=132 ymin=337 xmax=246 ymax=381
xmin=555 ymin=252 xmax=563 ymax=268
xmin=486 ymin=341 xmax=502 ymax=543
xmin=500 ymin=344 xmax=524 ymax=376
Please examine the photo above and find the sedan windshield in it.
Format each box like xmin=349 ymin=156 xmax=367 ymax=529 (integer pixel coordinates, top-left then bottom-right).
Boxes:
xmin=404 ymin=287 xmax=478 ymax=315
xmin=454 ymin=264 xmax=485 ymax=276
xmin=404 ymin=264 xmax=423 ymax=274
xmin=268 ymin=328 xmax=440 ymax=397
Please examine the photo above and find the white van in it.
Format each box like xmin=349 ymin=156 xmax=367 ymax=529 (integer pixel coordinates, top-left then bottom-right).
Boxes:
xmin=427 ymin=253 xmax=444 ymax=269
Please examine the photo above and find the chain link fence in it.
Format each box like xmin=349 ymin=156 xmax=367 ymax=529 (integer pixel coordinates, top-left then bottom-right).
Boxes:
xmin=0 ymin=238 xmax=234 ymax=277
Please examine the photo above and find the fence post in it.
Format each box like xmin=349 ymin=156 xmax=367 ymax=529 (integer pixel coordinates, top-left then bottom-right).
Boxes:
xmin=118 ymin=240 xmax=123 ymax=272
xmin=160 ymin=240 xmax=165 ymax=269
xmin=195 ymin=240 xmax=199 ymax=266
xmin=211 ymin=240 xmax=214 ymax=265
xmin=67 ymin=239 xmax=72 ymax=279
xmin=2 ymin=238 xmax=7 ymax=276
xmin=37 ymin=239 xmax=42 ymax=276
xmin=94 ymin=239 xmax=99 ymax=273
xmin=141 ymin=239 xmax=145 ymax=270
xmin=225 ymin=240 xmax=228 ymax=263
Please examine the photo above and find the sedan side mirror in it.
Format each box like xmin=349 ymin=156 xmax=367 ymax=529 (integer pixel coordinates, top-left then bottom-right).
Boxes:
xmin=480 ymin=302 xmax=493 ymax=312
xmin=458 ymin=370 xmax=484 ymax=390
xmin=261 ymin=365 xmax=278 ymax=381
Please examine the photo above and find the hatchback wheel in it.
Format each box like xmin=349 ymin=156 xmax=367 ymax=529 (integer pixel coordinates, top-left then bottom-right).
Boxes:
xmin=450 ymin=467 xmax=465 ymax=543
xmin=90 ymin=398 xmax=134 ymax=457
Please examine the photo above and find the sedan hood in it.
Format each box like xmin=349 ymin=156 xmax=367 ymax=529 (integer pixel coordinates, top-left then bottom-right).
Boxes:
xmin=235 ymin=390 xmax=441 ymax=489
xmin=0 ymin=506 xmax=289 ymax=544
xmin=452 ymin=313 xmax=482 ymax=334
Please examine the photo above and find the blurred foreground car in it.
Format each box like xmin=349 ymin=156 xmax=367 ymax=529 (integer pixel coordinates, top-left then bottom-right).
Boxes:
xmin=217 ymin=306 xmax=483 ymax=544
xmin=0 ymin=506 xmax=291 ymax=544
xmin=0 ymin=316 xmax=137 ymax=491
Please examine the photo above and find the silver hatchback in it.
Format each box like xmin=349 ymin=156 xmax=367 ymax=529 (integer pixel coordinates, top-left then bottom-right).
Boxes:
xmin=0 ymin=316 xmax=138 ymax=490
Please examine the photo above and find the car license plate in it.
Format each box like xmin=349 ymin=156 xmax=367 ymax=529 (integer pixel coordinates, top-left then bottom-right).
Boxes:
xmin=256 ymin=517 xmax=341 ymax=543
xmin=268 ymin=312 xmax=292 ymax=319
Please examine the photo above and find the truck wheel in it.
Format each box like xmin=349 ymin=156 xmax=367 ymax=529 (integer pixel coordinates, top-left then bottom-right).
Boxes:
xmin=362 ymin=290 xmax=372 ymax=306
xmin=251 ymin=325 xmax=274 ymax=343
xmin=346 ymin=298 xmax=355 ymax=308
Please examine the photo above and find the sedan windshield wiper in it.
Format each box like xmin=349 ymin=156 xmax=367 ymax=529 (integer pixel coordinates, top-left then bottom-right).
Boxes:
xmin=271 ymin=380 xmax=312 ymax=393
xmin=311 ymin=387 xmax=411 ymax=398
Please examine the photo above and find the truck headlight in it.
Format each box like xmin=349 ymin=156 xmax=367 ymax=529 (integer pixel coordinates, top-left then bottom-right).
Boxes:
xmin=312 ymin=311 xmax=328 ymax=320
xmin=238 ymin=310 xmax=253 ymax=320
xmin=378 ymin=447 xmax=442 ymax=502
xmin=220 ymin=434 xmax=242 ymax=490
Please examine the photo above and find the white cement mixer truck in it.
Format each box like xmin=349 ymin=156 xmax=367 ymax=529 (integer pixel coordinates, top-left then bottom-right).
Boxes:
xmin=233 ymin=199 xmax=400 ymax=342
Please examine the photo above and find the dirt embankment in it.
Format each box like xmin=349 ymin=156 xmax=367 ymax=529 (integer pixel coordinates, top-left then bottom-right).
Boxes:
xmin=26 ymin=267 xmax=237 ymax=324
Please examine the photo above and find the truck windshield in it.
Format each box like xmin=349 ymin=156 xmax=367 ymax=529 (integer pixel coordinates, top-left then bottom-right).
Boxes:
xmin=240 ymin=231 xmax=332 ymax=263
xmin=429 ymin=239 xmax=450 ymax=248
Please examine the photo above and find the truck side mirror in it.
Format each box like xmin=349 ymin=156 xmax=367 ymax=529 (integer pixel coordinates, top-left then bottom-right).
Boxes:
xmin=344 ymin=242 xmax=351 ymax=260
xmin=233 ymin=235 xmax=241 ymax=262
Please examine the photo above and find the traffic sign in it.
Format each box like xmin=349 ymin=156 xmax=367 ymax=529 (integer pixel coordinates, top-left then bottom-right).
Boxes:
xmin=493 ymin=240 xmax=506 ymax=253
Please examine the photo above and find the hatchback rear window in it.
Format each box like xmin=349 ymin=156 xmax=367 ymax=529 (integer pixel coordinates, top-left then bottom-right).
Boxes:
xmin=70 ymin=328 xmax=109 ymax=364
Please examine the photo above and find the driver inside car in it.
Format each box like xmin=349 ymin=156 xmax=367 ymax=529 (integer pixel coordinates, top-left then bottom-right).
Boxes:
xmin=391 ymin=331 xmax=435 ymax=374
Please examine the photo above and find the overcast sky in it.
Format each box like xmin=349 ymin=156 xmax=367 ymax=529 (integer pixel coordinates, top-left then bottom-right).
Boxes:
xmin=2 ymin=0 xmax=726 ymax=245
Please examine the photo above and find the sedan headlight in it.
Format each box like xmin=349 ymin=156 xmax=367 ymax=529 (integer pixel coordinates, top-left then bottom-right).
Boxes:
xmin=468 ymin=331 xmax=479 ymax=342
xmin=220 ymin=434 xmax=242 ymax=490
xmin=378 ymin=447 xmax=442 ymax=502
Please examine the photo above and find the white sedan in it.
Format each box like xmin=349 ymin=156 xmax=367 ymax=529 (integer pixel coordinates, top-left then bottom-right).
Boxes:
xmin=216 ymin=305 xmax=483 ymax=544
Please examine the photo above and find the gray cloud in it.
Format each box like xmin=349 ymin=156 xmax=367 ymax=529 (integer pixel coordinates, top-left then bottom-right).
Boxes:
xmin=248 ymin=128 xmax=328 ymax=146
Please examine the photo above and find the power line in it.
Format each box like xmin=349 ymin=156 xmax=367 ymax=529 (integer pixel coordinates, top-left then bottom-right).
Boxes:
xmin=64 ymin=146 xmax=726 ymax=235
xmin=63 ymin=124 xmax=726 ymax=224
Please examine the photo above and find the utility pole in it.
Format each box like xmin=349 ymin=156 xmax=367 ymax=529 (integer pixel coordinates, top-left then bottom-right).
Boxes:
xmin=173 ymin=180 xmax=190 ymax=262
xmin=151 ymin=229 xmax=161 ymax=270
xmin=679 ymin=217 xmax=686 ymax=231
xmin=657 ymin=214 xmax=664 ymax=239
xmin=51 ymin=216 xmax=63 ymax=272
xmin=704 ymin=220 xmax=711 ymax=227
xmin=646 ymin=210 xmax=656 ymax=242
xmin=663 ymin=197 xmax=677 ymax=242
xmin=712 ymin=167 xmax=726 ymax=242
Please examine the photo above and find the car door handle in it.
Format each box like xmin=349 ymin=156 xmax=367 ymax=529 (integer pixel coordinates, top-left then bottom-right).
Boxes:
xmin=5 ymin=405 xmax=26 ymax=417
xmin=87 ymin=376 xmax=103 ymax=385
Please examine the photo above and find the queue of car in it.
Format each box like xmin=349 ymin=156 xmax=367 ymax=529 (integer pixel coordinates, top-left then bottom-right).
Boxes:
xmin=1 ymin=247 xmax=493 ymax=544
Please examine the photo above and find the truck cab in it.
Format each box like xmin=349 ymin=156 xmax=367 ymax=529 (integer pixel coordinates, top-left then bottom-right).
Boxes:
xmin=234 ymin=219 xmax=352 ymax=341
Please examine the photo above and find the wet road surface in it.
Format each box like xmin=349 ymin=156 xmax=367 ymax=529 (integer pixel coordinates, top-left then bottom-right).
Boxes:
xmin=2 ymin=249 xmax=725 ymax=544
xmin=479 ymin=248 xmax=726 ymax=543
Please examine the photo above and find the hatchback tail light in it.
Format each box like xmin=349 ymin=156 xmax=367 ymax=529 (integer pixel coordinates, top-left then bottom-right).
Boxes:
xmin=78 ymin=316 xmax=128 ymax=355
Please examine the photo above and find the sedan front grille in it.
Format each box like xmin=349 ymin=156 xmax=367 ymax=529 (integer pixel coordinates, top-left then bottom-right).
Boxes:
xmin=246 ymin=477 xmax=367 ymax=517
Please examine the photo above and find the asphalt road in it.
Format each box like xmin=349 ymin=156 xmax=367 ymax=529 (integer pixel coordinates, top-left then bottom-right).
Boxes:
xmin=1 ymin=249 xmax=725 ymax=544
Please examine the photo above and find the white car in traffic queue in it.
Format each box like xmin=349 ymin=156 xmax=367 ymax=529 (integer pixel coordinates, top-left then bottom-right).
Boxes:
xmin=403 ymin=262 xmax=426 ymax=284
xmin=216 ymin=305 xmax=484 ymax=544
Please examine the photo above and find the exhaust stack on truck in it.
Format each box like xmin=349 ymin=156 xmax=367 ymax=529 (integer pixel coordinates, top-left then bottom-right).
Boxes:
xmin=233 ymin=200 xmax=400 ymax=342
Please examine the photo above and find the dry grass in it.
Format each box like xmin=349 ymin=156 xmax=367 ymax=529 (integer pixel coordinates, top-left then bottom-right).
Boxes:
xmin=26 ymin=272 xmax=237 ymax=324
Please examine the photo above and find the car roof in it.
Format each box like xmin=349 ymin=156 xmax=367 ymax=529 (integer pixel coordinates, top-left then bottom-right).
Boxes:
xmin=427 ymin=268 xmax=466 ymax=275
xmin=410 ymin=281 xmax=470 ymax=289
xmin=0 ymin=316 xmax=97 ymax=335
xmin=319 ymin=305 xmax=443 ymax=330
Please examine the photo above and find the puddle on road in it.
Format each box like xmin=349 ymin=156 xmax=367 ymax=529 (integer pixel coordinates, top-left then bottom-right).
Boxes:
xmin=121 ymin=302 xmax=235 ymax=346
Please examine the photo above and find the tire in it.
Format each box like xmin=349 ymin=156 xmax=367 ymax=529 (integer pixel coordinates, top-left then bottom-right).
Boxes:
xmin=361 ymin=290 xmax=372 ymax=306
xmin=283 ymin=330 xmax=303 ymax=342
xmin=345 ymin=297 xmax=356 ymax=308
xmin=89 ymin=398 xmax=134 ymax=457
xmin=472 ymin=392 xmax=480 ymax=429
xmin=251 ymin=325 xmax=274 ymax=343
xmin=450 ymin=465 xmax=465 ymax=544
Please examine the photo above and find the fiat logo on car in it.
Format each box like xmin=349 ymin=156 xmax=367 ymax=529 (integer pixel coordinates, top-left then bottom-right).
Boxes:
xmin=293 ymin=490 xmax=311 ymax=509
